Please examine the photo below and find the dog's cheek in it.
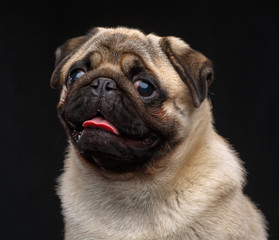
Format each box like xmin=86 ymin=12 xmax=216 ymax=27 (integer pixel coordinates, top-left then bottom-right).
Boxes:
xmin=161 ymin=98 xmax=192 ymax=138
xmin=57 ymin=86 xmax=68 ymax=108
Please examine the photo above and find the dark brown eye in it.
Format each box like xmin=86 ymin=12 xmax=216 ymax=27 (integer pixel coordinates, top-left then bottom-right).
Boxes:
xmin=68 ymin=70 xmax=85 ymax=83
xmin=134 ymin=80 xmax=154 ymax=97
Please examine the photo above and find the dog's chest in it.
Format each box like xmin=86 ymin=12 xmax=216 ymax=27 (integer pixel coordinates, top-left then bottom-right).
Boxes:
xmin=60 ymin=169 xmax=202 ymax=240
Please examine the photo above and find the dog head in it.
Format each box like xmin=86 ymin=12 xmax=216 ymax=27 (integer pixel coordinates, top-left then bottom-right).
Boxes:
xmin=51 ymin=27 xmax=214 ymax=176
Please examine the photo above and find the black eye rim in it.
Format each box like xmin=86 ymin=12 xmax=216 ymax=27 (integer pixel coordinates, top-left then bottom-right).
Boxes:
xmin=66 ymin=60 xmax=89 ymax=88
xmin=69 ymin=69 xmax=85 ymax=81
xmin=67 ymin=68 xmax=86 ymax=88
xmin=134 ymin=79 xmax=156 ymax=98
xmin=132 ymin=73 xmax=159 ymax=100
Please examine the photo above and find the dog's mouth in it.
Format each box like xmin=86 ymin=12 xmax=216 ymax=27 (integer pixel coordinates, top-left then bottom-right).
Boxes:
xmin=68 ymin=114 xmax=160 ymax=149
xmin=65 ymin=113 xmax=161 ymax=172
xmin=82 ymin=115 xmax=120 ymax=135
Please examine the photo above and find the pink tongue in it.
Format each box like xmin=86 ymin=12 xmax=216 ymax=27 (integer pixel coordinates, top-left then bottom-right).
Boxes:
xmin=82 ymin=116 xmax=119 ymax=135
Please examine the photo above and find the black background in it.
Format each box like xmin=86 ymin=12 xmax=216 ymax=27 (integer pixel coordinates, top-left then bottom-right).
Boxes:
xmin=1 ymin=1 xmax=278 ymax=239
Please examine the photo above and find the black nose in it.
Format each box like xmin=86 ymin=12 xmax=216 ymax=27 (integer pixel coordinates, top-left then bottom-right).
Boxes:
xmin=91 ymin=77 xmax=117 ymax=96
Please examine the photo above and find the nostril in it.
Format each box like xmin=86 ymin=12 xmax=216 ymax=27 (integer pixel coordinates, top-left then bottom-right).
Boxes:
xmin=105 ymin=81 xmax=117 ymax=91
xmin=91 ymin=79 xmax=100 ymax=88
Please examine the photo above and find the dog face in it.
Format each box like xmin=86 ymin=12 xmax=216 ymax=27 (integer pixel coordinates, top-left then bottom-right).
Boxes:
xmin=51 ymin=27 xmax=213 ymax=175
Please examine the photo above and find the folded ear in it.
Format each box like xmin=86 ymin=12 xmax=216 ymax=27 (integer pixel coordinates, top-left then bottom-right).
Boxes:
xmin=160 ymin=37 xmax=214 ymax=108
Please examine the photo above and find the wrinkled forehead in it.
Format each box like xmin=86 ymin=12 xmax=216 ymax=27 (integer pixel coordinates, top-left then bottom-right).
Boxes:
xmin=60 ymin=28 xmax=163 ymax=79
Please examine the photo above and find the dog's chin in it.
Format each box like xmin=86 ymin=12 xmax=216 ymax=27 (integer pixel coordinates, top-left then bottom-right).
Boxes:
xmin=69 ymin=126 xmax=162 ymax=173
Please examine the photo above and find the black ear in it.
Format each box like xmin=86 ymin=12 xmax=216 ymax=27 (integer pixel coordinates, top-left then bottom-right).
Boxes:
xmin=160 ymin=37 xmax=214 ymax=108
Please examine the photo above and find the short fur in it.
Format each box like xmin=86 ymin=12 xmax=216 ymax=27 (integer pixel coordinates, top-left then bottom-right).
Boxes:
xmin=51 ymin=27 xmax=267 ymax=239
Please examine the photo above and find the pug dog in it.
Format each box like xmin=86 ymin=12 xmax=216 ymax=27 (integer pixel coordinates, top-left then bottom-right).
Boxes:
xmin=50 ymin=27 xmax=267 ymax=240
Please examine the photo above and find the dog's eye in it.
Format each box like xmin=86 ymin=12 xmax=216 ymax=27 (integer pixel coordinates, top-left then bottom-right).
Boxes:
xmin=68 ymin=70 xmax=85 ymax=83
xmin=134 ymin=80 xmax=154 ymax=98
